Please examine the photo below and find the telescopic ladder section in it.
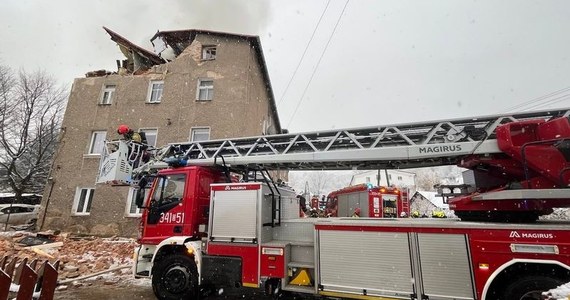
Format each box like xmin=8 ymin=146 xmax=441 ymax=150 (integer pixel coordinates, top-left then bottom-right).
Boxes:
xmin=159 ymin=109 xmax=570 ymax=171
xmin=98 ymin=108 xmax=570 ymax=221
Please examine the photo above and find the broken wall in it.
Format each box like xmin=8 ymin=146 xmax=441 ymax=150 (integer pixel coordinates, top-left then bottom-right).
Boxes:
xmin=41 ymin=33 xmax=281 ymax=236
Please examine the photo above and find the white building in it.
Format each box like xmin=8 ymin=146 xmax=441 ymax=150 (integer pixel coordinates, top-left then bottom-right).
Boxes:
xmin=410 ymin=191 xmax=455 ymax=217
xmin=350 ymin=170 xmax=416 ymax=189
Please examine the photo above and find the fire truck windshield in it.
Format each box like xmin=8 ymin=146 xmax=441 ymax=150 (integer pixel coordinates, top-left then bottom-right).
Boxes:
xmin=146 ymin=174 xmax=186 ymax=225
xmin=152 ymin=174 xmax=185 ymax=204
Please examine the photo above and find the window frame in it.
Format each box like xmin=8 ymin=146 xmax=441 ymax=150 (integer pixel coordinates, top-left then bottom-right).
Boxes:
xmin=202 ymin=46 xmax=217 ymax=60
xmin=88 ymin=131 xmax=107 ymax=155
xmin=99 ymin=84 xmax=116 ymax=105
xmin=190 ymin=127 xmax=211 ymax=142
xmin=72 ymin=187 xmax=94 ymax=216
xmin=147 ymin=80 xmax=164 ymax=103
xmin=196 ymin=79 xmax=214 ymax=101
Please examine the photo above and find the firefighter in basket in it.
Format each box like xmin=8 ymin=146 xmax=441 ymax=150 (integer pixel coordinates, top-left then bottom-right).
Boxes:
xmin=117 ymin=125 xmax=150 ymax=166
xmin=117 ymin=125 xmax=146 ymax=144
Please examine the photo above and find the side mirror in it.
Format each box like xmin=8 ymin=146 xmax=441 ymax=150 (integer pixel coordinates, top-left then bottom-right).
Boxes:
xmin=135 ymin=177 xmax=149 ymax=208
xmin=135 ymin=188 xmax=145 ymax=208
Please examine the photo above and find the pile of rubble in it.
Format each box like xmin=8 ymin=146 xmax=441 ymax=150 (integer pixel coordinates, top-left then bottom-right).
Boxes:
xmin=0 ymin=231 xmax=136 ymax=282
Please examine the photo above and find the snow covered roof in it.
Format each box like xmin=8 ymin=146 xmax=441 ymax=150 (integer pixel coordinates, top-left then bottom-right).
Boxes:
xmin=416 ymin=191 xmax=448 ymax=209
xmin=0 ymin=193 xmax=42 ymax=198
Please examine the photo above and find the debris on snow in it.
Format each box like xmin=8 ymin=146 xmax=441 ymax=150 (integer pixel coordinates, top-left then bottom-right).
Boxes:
xmin=0 ymin=230 xmax=136 ymax=282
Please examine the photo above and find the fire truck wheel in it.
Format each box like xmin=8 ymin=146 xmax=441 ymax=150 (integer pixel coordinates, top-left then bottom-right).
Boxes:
xmin=502 ymin=275 xmax=563 ymax=300
xmin=152 ymin=254 xmax=199 ymax=300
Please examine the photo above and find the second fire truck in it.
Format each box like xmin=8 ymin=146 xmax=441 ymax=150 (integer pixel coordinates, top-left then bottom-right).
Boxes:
xmin=325 ymin=184 xmax=409 ymax=218
xmin=97 ymin=109 xmax=570 ymax=300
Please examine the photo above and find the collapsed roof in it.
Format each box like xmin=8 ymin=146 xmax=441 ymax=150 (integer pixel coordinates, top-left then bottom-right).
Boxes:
xmin=98 ymin=27 xmax=282 ymax=132
xmin=102 ymin=27 xmax=165 ymax=75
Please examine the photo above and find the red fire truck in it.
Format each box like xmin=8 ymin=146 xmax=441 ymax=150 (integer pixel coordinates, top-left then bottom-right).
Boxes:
xmin=97 ymin=109 xmax=570 ymax=300
xmin=326 ymin=184 xmax=409 ymax=218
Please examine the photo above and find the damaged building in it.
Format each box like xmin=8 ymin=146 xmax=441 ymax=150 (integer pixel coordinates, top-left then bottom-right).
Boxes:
xmin=40 ymin=27 xmax=284 ymax=236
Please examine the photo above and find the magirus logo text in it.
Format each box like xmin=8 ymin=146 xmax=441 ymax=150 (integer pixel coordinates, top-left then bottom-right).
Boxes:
xmin=509 ymin=231 xmax=554 ymax=239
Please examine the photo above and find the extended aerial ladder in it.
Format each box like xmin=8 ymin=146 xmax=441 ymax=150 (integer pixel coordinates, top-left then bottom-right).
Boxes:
xmin=97 ymin=108 xmax=570 ymax=222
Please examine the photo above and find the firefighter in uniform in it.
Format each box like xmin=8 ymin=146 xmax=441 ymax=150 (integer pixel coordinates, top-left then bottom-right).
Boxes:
xmin=297 ymin=194 xmax=309 ymax=218
xmin=117 ymin=125 xmax=146 ymax=144
xmin=117 ymin=125 xmax=149 ymax=166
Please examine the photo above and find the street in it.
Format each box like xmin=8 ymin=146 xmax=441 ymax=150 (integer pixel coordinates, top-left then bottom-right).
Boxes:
xmin=55 ymin=280 xmax=282 ymax=300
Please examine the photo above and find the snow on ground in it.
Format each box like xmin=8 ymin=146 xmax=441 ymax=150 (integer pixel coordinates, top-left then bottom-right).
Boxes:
xmin=544 ymin=282 xmax=570 ymax=299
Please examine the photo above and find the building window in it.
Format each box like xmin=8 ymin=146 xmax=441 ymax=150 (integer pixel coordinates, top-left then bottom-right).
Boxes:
xmin=89 ymin=131 xmax=107 ymax=154
xmin=365 ymin=177 xmax=371 ymax=183
xmin=147 ymin=81 xmax=164 ymax=103
xmin=72 ymin=187 xmax=94 ymax=215
xmin=190 ymin=127 xmax=210 ymax=142
xmin=202 ymin=46 xmax=217 ymax=60
xmin=126 ymin=187 xmax=144 ymax=217
xmin=197 ymin=79 xmax=214 ymax=101
xmin=100 ymin=85 xmax=116 ymax=105
xmin=398 ymin=176 xmax=403 ymax=180
xmin=139 ymin=128 xmax=158 ymax=147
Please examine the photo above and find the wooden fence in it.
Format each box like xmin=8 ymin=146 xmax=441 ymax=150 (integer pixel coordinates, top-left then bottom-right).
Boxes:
xmin=0 ymin=256 xmax=59 ymax=300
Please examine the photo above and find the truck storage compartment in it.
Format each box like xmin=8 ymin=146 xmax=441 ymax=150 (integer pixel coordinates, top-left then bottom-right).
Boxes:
xmin=318 ymin=229 xmax=414 ymax=298
xmin=417 ymin=233 xmax=475 ymax=300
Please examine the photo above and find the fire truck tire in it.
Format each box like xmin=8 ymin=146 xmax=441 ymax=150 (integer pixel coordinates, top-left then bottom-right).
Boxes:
xmin=501 ymin=275 xmax=563 ymax=300
xmin=152 ymin=254 xmax=199 ymax=300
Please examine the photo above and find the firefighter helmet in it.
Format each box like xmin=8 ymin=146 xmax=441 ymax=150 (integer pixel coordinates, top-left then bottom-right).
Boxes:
xmin=117 ymin=124 xmax=130 ymax=135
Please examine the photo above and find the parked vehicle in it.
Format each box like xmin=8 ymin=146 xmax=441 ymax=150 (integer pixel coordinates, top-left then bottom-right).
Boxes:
xmin=0 ymin=204 xmax=40 ymax=225
xmin=326 ymin=183 xmax=409 ymax=218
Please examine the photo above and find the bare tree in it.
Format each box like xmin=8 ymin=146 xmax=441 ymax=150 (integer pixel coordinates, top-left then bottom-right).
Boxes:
xmin=415 ymin=168 xmax=441 ymax=191
xmin=289 ymin=171 xmax=354 ymax=196
xmin=307 ymin=172 xmax=329 ymax=195
xmin=0 ymin=65 xmax=66 ymax=201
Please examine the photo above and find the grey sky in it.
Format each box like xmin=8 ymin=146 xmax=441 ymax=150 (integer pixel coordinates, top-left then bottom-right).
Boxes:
xmin=2 ymin=0 xmax=570 ymax=132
